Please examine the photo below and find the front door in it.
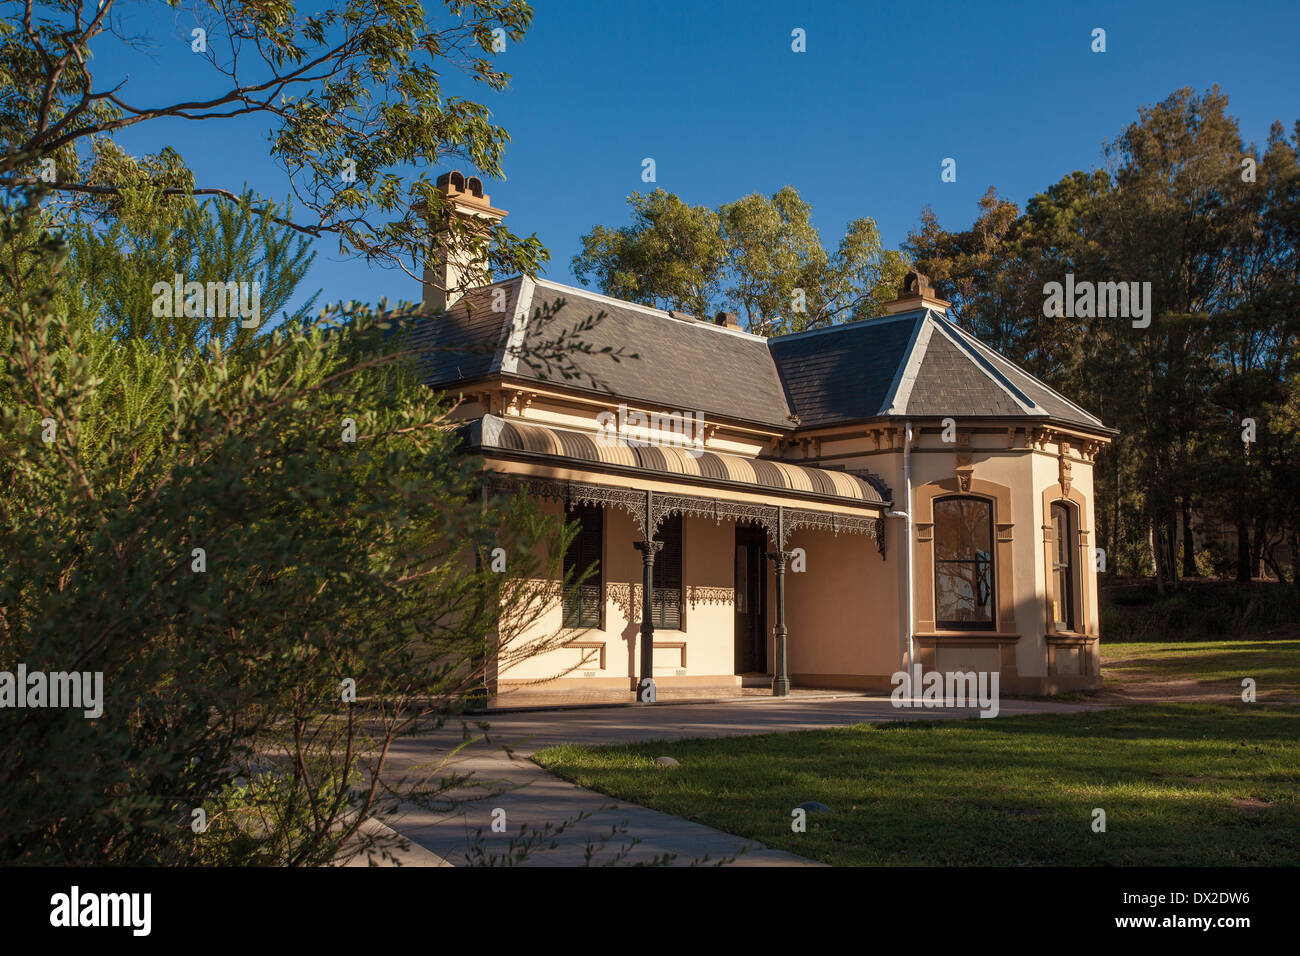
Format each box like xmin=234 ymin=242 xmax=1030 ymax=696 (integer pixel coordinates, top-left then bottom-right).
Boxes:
xmin=734 ymin=524 xmax=767 ymax=673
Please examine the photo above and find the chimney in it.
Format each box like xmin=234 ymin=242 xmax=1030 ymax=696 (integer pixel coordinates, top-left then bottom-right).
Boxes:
xmin=883 ymin=271 xmax=950 ymax=315
xmin=415 ymin=170 xmax=508 ymax=312
xmin=713 ymin=310 xmax=741 ymax=330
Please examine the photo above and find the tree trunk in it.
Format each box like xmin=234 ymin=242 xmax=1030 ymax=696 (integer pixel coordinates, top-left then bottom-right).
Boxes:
xmin=1159 ymin=515 xmax=1170 ymax=590
xmin=1289 ymin=524 xmax=1299 ymax=590
xmin=1181 ymin=497 xmax=1197 ymax=578
xmin=1262 ymin=536 xmax=1288 ymax=584
xmin=1235 ymin=515 xmax=1252 ymax=583
xmin=1166 ymin=510 xmax=1180 ymax=590
xmin=1252 ymin=514 xmax=1268 ymax=581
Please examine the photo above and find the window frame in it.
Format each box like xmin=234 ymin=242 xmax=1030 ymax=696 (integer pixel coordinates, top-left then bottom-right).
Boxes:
xmin=932 ymin=494 xmax=997 ymax=632
xmin=1050 ymin=500 xmax=1076 ymax=633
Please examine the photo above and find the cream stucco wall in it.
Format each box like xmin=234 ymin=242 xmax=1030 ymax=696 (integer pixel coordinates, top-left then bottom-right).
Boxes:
xmin=783 ymin=528 xmax=901 ymax=685
xmin=472 ymin=382 xmax=1105 ymax=694
xmin=498 ymin=503 xmax=745 ymax=686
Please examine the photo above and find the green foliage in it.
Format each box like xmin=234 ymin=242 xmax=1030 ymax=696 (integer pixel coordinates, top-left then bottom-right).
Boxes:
xmin=1101 ymin=581 xmax=1300 ymax=643
xmin=0 ymin=193 xmax=573 ymax=865
xmin=0 ymin=0 xmax=549 ymax=291
xmin=572 ymin=189 xmax=724 ymax=318
xmin=906 ymin=86 xmax=1300 ymax=590
xmin=573 ymin=186 xmax=908 ymax=334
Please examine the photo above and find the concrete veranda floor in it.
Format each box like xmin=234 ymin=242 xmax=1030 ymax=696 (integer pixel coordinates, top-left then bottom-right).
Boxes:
xmin=357 ymin=693 xmax=1101 ymax=867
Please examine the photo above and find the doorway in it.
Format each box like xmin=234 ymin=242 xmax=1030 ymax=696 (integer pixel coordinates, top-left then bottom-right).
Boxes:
xmin=734 ymin=524 xmax=768 ymax=674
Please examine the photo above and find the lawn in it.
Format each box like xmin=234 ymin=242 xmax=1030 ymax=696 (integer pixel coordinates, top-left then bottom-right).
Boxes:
xmin=535 ymin=701 xmax=1300 ymax=866
xmin=1100 ymin=639 xmax=1299 ymax=699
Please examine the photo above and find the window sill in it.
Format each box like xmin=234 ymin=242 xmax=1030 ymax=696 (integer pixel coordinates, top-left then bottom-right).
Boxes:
xmin=915 ymin=631 xmax=1021 ymax=641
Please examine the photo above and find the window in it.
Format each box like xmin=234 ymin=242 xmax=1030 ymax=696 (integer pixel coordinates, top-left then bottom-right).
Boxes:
xmin=1051 ymin=502 xmax=1075 ymax=632
xmin=933 ymin=496 xmax=995 ymax=630
xmin=652 ymin=514 xmax=683 ymax=629
xmin=562 ymin=505 xmax=603 ymax=628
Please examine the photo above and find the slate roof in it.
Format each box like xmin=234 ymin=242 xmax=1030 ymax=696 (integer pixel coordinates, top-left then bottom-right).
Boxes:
xmin=414 ymin=276 xmax=793 ymax=429
xmin=769 ymin=308 xmax=1111 ymax=432
xmin=413 ymin=278 xmax=1111 ymax=435
xmin=766 ymin=312 xmax=919 ymax=425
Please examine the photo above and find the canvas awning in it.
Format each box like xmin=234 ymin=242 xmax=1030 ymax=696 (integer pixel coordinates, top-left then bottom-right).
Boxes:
xmin=464 ymin=414 xmax=889 ymax=552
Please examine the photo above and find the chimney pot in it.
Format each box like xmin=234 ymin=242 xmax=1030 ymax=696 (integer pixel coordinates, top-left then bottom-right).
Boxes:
xmin=883 ymin=270 xmax=950 ymax=315
xmin=418 ymin=170 xmax=508 ymax=312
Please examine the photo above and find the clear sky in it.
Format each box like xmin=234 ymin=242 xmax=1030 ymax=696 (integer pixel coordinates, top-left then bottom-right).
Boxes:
xmin=99 ymin=0 xmax=1300 ymax=320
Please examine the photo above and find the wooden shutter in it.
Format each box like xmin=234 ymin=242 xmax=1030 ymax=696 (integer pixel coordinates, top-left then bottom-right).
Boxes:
xmin=564 ymin=505 xmax=603 ymax=627
xmin=652 ymin=515 xmax=683 ymax=628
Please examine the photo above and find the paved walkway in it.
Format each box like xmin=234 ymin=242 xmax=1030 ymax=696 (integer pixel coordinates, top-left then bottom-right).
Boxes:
xmin=365 ymin=694 xmax=1100 ymax=867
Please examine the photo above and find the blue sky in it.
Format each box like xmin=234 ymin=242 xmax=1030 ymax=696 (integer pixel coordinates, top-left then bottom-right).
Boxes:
xmin=99 ymin=0 xmax=1300 ymax=320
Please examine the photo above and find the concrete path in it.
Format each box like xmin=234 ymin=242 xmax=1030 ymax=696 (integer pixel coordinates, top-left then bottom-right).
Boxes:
xmin=370 ymin=694 xmax=1100 ymax=867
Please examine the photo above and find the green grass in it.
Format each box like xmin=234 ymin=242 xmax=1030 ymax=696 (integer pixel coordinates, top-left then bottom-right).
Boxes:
xmin=1101 ymin=640 xmax=1300 ymax=699
xmin=535 ymin=703 xmax=1300 ymax=866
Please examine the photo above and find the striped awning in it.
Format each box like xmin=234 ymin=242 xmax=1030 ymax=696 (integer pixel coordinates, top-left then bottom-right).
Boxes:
xmin=466 ymin=414 xmax=887 ymax=506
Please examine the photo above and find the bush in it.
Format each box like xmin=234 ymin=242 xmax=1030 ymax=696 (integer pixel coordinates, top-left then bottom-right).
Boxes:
xmin=1101 ymin=579 xmax=1300 ymax=642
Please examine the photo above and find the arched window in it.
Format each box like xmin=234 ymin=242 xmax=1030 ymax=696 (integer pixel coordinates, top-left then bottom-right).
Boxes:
xmin=934 ymin=496 xmax=995 ymax=630
xmin=1050 ymin=501 xmax=1075 ymax=632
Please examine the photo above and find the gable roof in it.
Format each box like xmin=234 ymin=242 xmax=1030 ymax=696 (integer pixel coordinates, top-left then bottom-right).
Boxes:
xmin=413 ymin=280 xmax=1111 ymax=436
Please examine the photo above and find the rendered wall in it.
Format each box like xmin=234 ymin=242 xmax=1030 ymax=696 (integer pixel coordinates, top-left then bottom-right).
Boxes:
xmin=783 ymin=527 xmax=901 ymax=687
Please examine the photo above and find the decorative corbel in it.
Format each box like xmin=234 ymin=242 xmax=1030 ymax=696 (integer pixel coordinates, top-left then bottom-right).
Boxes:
xmin=505 ymin=390 xmax=537 ymax=417
xmin=954 ymin=430 xmax=974 ymax=490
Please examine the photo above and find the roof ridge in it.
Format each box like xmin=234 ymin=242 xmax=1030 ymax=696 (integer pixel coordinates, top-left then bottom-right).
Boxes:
xmin=925 ymin=315 xmax=1040 ymax=415
xmin=879 ymin=313 xmax=929 ymax=415
xmin=495 ymin=275 xmax=533 ymax=375
xmin=935 ymin=314 xmax=1106 ymax=427
xmin=769 ymin=308 xmax=923 ymax=345
xmin=530 ymin=278 xmax=768 ymax=341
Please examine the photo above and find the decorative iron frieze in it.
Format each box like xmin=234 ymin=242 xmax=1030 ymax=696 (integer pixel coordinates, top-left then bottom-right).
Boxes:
xmin=780 ymin=507 xmax=883 ymax=550
xmin=485 ymin=472 xmax=887 ymax=556
xmin=569 ymin=483 xmax=647 ymax=535
xmin=652 ymin=493 xmax=780 ymax=538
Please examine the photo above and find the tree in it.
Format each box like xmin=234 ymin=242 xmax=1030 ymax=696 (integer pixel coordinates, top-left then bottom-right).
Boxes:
xmin=905 ymin=86 xmax=1300 ymax=590
xmin=573 ymin=185 xmax=908 ymax=335
xmin=0 ymin=0 xmax=548 ymax=300
xmin=0 ymin=191 xmax=579 ymax=864
xmin=571 ymin=189 xmax=724 ymax=317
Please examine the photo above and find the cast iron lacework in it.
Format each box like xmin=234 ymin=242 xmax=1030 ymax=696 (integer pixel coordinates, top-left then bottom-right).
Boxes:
xmin=486 ymin=475 xmax=646 ymax=534
xmin=687 ymin=585 xmax=735 ymax=607
xmin=779 ymin=508 xmax=885 ymax=554
xmin=485 ymin=474 xmax=886 ymax=556
xmin=651 ymin=494 xmax=779 ymax=537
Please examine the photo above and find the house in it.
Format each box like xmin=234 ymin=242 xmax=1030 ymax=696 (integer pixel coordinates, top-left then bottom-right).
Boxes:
xmin=414 ymin=171 xmax=1116 ymax=700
